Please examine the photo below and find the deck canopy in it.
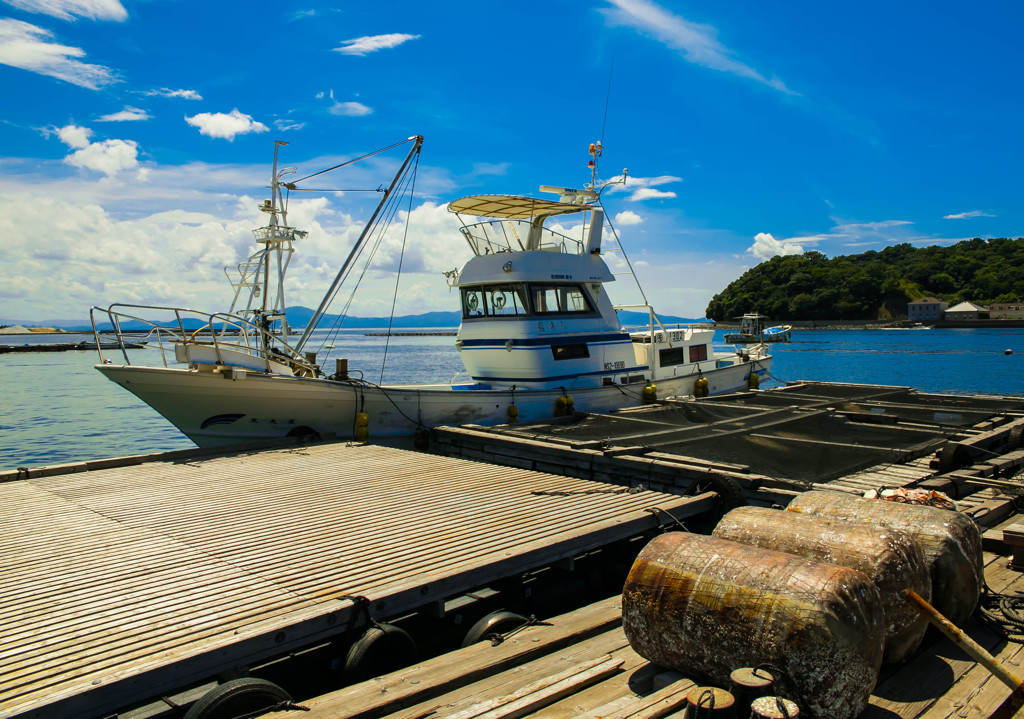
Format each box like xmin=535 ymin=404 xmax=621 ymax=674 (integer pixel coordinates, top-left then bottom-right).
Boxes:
xmin=448 ymin=194 xmax=591 ymax=220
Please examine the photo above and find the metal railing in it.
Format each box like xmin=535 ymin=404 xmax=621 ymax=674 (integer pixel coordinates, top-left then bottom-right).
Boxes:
xmin=90 ymin=304 xmax=317 ymax=376
xmin=459 ymin=220 xmax=584 ymax=256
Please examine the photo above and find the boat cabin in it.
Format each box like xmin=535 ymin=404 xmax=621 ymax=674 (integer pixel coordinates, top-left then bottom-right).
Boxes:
xmin=448 ymin=191 xmax=717 ymax=390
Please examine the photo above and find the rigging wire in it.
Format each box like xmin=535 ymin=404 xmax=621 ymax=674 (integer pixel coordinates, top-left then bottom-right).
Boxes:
xmin=287 ymin=188 xmax=383 ymax=193
xmin=379 ymin=151 xmax=420 ymax=383
xmin=600 ymin=58 xmax=614 ymax=146
xmin=291 ymin=137 xmax=416 ymax=185
xmin=312 ymin=160 xmax=418 ymax=355
xmin=603 ymin=211 xmax=649 ymax=307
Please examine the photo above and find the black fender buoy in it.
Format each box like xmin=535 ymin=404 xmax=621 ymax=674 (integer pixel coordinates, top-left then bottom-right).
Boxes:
xmin=344 ymin=623 xmax=417 ymax=682
xmin=183 ymin=677 xmax=292 ymax=719
xmin=414 ymin=427 xmax=430 ymax=451
xmin=461 ymin=610 xmax=529 ymax=647
xmin=287 ymin=426 xmax=321 ymax=443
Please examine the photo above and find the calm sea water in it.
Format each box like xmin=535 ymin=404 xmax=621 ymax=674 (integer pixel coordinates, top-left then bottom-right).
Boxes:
xmin=2 ymin=327 xmax=1022 ymax=472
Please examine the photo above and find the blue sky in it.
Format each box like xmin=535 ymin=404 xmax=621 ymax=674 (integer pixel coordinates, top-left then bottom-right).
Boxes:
xmin=1 ymin=0 xmax=1022 ymax=322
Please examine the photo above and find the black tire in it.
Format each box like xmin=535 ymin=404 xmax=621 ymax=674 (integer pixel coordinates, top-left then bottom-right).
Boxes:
xmin=938 ymin=443 xmax=972 ymax=474
xmin=1008 ymin=424 xmax=1024 ymax=453
xmin=686 ymin=474 xmax=747 ymax=511
xmin=460 ymin=610 xmax=528 ymax=648
xmin=684 ymin=474 xmax=747 ymax=531
xmin=344 ymin=623 xmax=417 ymax=682
xmin=287 ymin=426 xmax=321 ymax=443
xmin=183 ymin=678 xmax=292 ymax=719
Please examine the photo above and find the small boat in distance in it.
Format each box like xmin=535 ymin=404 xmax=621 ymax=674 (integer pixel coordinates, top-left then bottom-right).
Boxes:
xmin=879 ymin=323 xmax=932 ymax=330
xmin=91 ymin=138 xmax=771 ymax=446
xmin=724 ymin=313 xmax=791 ymax=343
xmin=762 ymin=324 xmax=793 ymax=342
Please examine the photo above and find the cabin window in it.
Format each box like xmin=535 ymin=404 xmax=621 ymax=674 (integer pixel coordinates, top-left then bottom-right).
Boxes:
xmin=531 ymin=284 xmax=593 ymax=315
xmin=659 ymin=347 xmax=685 ymax=367
xmin=689 ymin=345 xmax=708 ymax=363
xmin=551 ymin=343 xmax=590 ymax=360
xmin=462 ymin=289 xmax=486 ymax=318
xmin=461 ymin=284 xmax=529 ymax=318
xmin=486 ymin=284 xmax=529 ymax=316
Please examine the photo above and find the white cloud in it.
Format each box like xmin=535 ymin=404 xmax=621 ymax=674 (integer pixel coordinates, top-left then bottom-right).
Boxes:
xmin=97 ymin=106 xmax=149 ymax=122
xmin=334 ymin=33 xmax=420 ymax=56
xmin=601 ymin=0 xmax=794 ymax=95
xmin=274 ymin=119 xmax=305 ymax=131
xmin=329 ymin=101 xmax=372 ymax=117
xmin=471 ymin=162 xmax=509 ymax=176
xmin=0 ymin=18 xmax=116 ymax=88
xmin=944 ymin=210 xmax=996 ymax=220
xmin=836 ymin=220 xmax=912 ymax=232
xmin=629 ymin=187 xmax=676 ymax=201
xmin=145 ymin=87 xmax=202 ymax=100
xmin=64 ymin=138 xmax=138 ymax=175
xmin=54 ymin=123 xmax=90 ymax=148
xmin=184 ymin=109 xmax=268 ymax=141
xmin=0 ymin=148 xmax=467 ymax=321
xmin=605 ymin=174 xmax=682 ymax=202
xmin=614 ymin=210 xmax=643 ymax=226
xmin=47 ymin=122 xmax=139 ymax=175
xmin=2 ymin=0 xmax=127 ymax=21
xmin=748 ymin=232 xmax=804 ymax=261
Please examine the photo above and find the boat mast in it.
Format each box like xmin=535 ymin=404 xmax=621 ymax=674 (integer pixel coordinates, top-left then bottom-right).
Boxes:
xmin=295 ymin=135 xmax=423 ymax=353
xmin=246 ymin=141 xmax=302 ymax=354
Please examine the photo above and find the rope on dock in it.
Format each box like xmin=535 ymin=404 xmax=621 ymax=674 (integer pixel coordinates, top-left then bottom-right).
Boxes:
xmin=484 ymin=615 xmax=551 ymax=646
xmin=978 ymin=581 xmax=1024 ymax=641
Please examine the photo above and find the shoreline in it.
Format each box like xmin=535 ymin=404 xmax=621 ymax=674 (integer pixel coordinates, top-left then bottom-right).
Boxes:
xmin=6 ymin=319 xmax=1024 ymax=337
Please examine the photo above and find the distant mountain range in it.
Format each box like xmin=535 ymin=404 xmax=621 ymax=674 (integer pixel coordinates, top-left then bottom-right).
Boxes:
xmin=2 ymin=307 xmax=704 ymax=332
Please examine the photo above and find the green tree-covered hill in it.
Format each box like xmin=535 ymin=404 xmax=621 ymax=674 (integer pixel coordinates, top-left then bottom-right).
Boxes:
xmin=705 ymin=238 xmax=1024 ymax=321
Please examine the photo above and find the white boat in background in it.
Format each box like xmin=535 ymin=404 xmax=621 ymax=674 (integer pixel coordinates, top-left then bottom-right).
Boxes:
xmin=762 ymin=324 xmax=793 ymax=342
xmin=724 ymin=313 xmax=791 ymax=343
xmin=92 ymin=137 xmax=771 ymax=447
xmin=879 ymin=323 xmax=932 ymax=330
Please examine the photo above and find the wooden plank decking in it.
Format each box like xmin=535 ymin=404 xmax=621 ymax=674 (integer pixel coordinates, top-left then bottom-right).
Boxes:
xmin=0 ymin=443 xmax=712 ymax=719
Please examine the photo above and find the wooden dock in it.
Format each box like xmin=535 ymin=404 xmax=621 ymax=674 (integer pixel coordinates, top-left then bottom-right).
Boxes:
xmin=0 ymin=443 xmax=714 ymax=719
xmin=271 ymin=513 xmax=1024 ymax=719
xmin=432 ymin=381 xmax=1024 ymax=513
xmin=7 ymin=380 xmax=1024 ymax=719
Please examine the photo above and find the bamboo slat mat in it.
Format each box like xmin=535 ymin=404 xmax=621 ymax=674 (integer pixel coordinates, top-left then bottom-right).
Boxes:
xmin=0 ymin=443 xmax=696 ymax=718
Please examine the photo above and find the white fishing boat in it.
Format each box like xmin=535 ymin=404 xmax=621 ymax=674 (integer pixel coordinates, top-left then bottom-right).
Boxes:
xmin=92 ymin=137 xmax=770 ymax=446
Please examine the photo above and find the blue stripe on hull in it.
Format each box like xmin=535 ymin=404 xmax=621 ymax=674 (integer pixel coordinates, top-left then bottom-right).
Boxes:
xmin=470 ymin=365 xmax=648 ymax=383
xmin=458 ymin=332 xmax=631 ymax=348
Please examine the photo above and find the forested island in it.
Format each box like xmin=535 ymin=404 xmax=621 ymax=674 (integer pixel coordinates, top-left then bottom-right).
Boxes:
xmin=705 ymin=237 xmax=1024 ymax=322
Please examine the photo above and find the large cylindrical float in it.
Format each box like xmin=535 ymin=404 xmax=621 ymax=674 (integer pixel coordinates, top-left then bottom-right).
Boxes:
xmin=622 ymin=532 xmax=885 ymax=719
xmin=786 ymin=490 xmax=982 ymax=626
xmin=713 ymin=506 xmax=930 ymax=663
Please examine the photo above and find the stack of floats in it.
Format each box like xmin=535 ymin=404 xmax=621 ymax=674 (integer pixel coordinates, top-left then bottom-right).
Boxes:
xmin=622 ymin=489 xmax=984 ymax=719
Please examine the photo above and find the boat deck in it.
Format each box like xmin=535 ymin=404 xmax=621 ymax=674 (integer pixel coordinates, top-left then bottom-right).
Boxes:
xmin=275 ymin=513 xmax=1024 ymax=719
xmin=0 ymin=443 xmax=712 ymax=719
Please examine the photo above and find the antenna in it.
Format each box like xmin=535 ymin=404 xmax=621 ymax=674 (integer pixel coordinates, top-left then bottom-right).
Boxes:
xmin=600 ymin=58 xmax=614 ymax=146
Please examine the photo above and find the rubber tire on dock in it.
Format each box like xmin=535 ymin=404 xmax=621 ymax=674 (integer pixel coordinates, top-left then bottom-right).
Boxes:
xmin=938 ymin=443 xmax=973 ymax=474
xmin=183 ymin=677 xmax=292 ymax=719
xmin=686 ymin=474 xmax=746 ymax=510
xmin=460 ymin=610 xmax=528 ymax=648
xmin=287 ymin=426 xmax=321 ymax=443
xmin=344 ymin=623 xmax=417 ymax=682
xmin=683 ymin=474 xmax=746 ymax=531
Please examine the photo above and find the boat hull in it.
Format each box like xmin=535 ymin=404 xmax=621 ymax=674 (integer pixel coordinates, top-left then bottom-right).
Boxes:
xmin=96 ymin=359 xmax=770 ymax=446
